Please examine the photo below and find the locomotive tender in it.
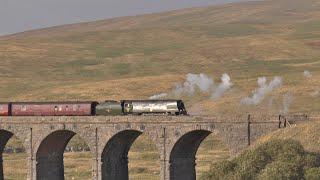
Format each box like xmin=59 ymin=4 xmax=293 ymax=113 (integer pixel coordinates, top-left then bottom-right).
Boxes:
xmin=0 ymin=100 xmax=187 ymax=116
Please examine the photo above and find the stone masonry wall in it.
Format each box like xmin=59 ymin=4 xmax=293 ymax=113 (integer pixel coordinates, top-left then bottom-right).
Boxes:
xmin=0 ymin=115 xmax=302 ymax=180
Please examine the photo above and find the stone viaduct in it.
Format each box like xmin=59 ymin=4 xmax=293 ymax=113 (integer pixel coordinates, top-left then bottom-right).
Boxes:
xmin=0 ymin=114 xmax=310 ymax=180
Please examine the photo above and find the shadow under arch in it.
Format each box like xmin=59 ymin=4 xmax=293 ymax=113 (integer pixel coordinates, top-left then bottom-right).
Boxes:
xmin=170 ymin=130 xmax=211 ymax=180
xmin=0 ymin=130 xmax=14 ymax=179
xmin=36 ymin=130 xmax=89 ymax=180
xmin=101 ymin=130 xmax=142 ymax=180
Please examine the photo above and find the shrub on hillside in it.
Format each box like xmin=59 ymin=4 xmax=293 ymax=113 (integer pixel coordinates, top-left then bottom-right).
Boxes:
xmin=200 ymin=160 xmax=236 ymax=180
xmin=200 ymin=139 xmax=320 ymax=180
xmin=305 ymin=168 xmax=320 ymax=180
xmin=258 ymin=161 xmax=303 ymax=180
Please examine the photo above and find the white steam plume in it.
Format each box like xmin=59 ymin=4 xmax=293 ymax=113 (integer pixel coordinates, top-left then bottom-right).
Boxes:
xmin=241 ymin=76 xmax=282 ymax=105
xmin=268 ymin=96 xmax=275 ymax=110
xmin=303 ymin=70 xmax=312 ymax=78
xmin=211 ymin=73 xmax=232 ymax=99
xmin=280 ymin=92 xmax=293 ymax=115
xmin=173 ymin=73 xmax=214 ymax=96
xmin=149 ymin=73 xmax=233 ymax=100
xmin=149 ymin=93 xmax=168 ymax=100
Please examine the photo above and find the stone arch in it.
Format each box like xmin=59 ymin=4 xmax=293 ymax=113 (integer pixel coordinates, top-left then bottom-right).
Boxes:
xmin=101 ymin=129 xmax=142 ymax=180
xmin=0 ymin=125 xmax=30 ymax=155
xmin=169 ymin=130 xmax=212 ymax=180
xmin=195 ymin=131 xmax=231 ymax=179
xmin=32 ymin=124 xmax=96 ymax=157
xmin=0 ymin=129 xmax=28 ymax=179
xmin=130 ymin=124 xmax=163 ymax=157
xmin=0 ymin=130 xmax=14 ymax=179
xmin=36 ymin=129 xmax=92 ymax=180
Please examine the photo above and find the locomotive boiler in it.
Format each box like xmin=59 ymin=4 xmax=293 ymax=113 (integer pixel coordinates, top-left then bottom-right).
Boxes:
xmin=97 ymin=100 xmax=187 ymax=115
xmin=0 ymin=100 xmax=187 ymax=116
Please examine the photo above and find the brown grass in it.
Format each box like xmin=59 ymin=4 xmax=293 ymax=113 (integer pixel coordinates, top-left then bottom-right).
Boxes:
xmin=257 ymin=120 xmax=320 ymax=153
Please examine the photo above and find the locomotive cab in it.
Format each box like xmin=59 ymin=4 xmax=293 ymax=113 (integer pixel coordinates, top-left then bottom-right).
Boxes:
xmin=122 ymin=101 xmax=133 ymax=115
xmin=95 ymin=101 xmax=122 ymax=116
xmin=176 ymin=100 xmax=187 ymax=115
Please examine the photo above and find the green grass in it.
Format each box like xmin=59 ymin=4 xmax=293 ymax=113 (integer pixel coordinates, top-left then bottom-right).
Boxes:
xmin=296 ymin=20 xmax=320 ymax=33
xmin=204 ymin=24 xmax=263 ymax=38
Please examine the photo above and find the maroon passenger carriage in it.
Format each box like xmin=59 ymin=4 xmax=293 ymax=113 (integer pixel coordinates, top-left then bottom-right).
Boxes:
xmin=2 ymin=102 xmax=98 ymax=116
xmin=0 ymin=103 xmax=9 ymax=116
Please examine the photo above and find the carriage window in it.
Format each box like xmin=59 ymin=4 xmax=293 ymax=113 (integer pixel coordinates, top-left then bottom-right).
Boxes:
xmin=73 ymin=105 xmax=77 ymax=111
xmin=22 ymin=105 xmax=27 ymax=111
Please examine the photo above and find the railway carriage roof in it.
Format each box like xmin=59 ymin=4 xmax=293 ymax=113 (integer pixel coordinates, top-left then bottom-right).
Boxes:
xmin=9 ymin=101 xmax=98 ymax=104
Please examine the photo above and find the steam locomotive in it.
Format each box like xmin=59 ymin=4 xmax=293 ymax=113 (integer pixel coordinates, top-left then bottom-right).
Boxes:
xmin=0 ymin=100 xmax=187 ymax=116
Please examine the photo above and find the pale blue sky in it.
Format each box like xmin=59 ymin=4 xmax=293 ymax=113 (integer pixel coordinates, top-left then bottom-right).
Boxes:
xmin=0 ymin=0 xmax=250 ymax=36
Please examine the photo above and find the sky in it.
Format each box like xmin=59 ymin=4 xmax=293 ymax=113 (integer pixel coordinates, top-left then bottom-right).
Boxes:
xmin=0 ymin=0 xmax=249 ymax=36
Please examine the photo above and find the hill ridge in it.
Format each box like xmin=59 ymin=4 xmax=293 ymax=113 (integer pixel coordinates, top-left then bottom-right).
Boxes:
xmin=0 ymin=0 xmax=320 ymax=116
xmin=0 ymin=0 xmax=284 ymax=39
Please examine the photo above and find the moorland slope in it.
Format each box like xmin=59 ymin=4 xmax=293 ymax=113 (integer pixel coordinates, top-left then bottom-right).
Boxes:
xmin=1 ymin=0 xmax=320 ymax=115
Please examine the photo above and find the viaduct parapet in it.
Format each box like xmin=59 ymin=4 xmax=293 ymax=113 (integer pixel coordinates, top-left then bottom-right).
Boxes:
xmin=0 ymin=114 xmax=310 ymax=180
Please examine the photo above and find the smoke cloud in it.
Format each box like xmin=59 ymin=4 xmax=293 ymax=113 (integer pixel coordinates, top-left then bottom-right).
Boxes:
xmin=303 ymin=70 xmax=312 ymax=78
xmin=268 ymin=96 xmax=275 ymax=110
xmin=241 ymin=76 xmax=282 ymax=105
xmin=280 ymin=92 xmax=293 ymax=115
xmin=173 ymin=73 xmax=214 ymax=96
xmin=149 ymin=73 xmax=232 ymax=100
xmin=149 ymin=93 xmax=168 ymax=100
xmin=211 ymin=73 xmax=233 ymax=99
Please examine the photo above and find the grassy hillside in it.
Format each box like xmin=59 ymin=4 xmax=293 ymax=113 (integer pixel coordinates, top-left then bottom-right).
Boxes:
xmin=258 ymin=120 xmax=320 ymax=153
xmin=0 ymin=0 xmax=320 ymax=115
xmin=201 ymin=139 xmax=320 ymax=180
xmin=199 ymin=119 xmax=320 ymax=180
